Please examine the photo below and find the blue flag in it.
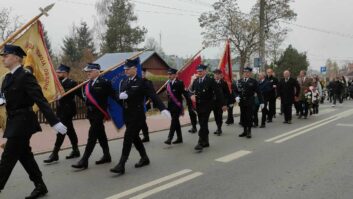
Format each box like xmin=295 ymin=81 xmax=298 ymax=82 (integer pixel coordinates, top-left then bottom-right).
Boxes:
xmin=103 ymin=58 xmax=142 ymax=129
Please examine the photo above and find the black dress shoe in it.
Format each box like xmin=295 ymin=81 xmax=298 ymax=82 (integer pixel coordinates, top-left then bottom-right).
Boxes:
xmin=226 ymin=122 xmax=234 ymax=126
xmin=110 ymin=163 xmax=125 ymax=174
xmin=135 ymin=157 xmax=150 ymax=168
xmin=188 ymin=128 xmax=197 ymax=133
xmin=71 ymin=160 xmax=88 ymax=169
xmin=298 ymin=115 xmax=302 ymax=119
xmin=287 ymin=120 xmax=292 ymax=124
xmin=164 ymin=139 xmax=172 ymax=145
xmin=172 ymin=139 xmax=183 ymax=144
xmin=201 ymin=143 xmax=210 ymax=148
xmin=194 ymin=144 xmax=203 ymax=151
xmin=259 ymin=125 xmax=266 ymax=128
xmin=267 ymin=119 xmax=272 ymax=123
xmin=43 ymin=153 xmax=58 ymax=164
xmin=141 ymin=137 xmax=150 ymax=143
xmin=247 ymin=134 xmax=252 ymax=139
xmin=283 ymin=121 xmax=288 ymax=124
xmin=96 ymin=155 xmax=112 ymax=165
xmin=66 ymin=150 xmax=80 ymax=159
xmin=239 ymin=133 xmax=247 ymax=137
xmin=25 ymin=184 xmax=48 ymax=199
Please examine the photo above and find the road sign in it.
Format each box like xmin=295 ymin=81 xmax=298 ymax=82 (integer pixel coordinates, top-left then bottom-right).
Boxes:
xmin=320 ymin=66 xmax=327 ymax=74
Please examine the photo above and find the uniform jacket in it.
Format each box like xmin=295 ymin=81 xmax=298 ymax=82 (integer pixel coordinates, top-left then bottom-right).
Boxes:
xmin=234 ymin=77 xmax=263 ymax=107
xmin=119 ymin=75 xmax=166 ymax=123
xmin=83 ymin=76 xmax=117 ymax=120
xmin=57 ymin=78 xmax=78 ymax=118
xmin=1 ymin=66 xmax=59 ymax=138
xmin=191 ymin=75 xmax=225 ymax=113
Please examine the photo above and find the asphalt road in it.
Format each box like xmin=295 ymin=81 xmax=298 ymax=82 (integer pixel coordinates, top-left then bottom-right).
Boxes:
xmin=2 ymin=102 xmax=353 ymax=199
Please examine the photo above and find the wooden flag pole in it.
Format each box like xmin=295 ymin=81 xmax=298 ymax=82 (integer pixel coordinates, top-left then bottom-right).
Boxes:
xmin=0 ymin=3 xmax=55 ymax=49
xmin=59 ymin=50 xmax=146 ymax=99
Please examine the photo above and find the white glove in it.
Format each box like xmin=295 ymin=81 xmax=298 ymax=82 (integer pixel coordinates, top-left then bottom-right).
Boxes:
xmin=235 ymin=97 xmax=240 ymax=103
xmin=119 ymin=92 xmax=128 ymax=100
xmin=0 ymin=98 xmax=6 ymax=106
xmin=259 ymin=103 xmax=265 ymax=110
xmin=229 ymin=104 xmax=234 ymax=108
xmin=53 ymin=122 xmax=67 ymax=135
xmin=161 ymin=109 xmax=172 ymax=120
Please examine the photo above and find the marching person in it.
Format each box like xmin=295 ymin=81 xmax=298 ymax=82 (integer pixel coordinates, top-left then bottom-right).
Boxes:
xmin=140 ymin=68 xmax=154 ymax=143
xmin=277 ymin=70 xmax=300 ymax=124
xmin=163 ymin=68 xmax=190 ymax=145
xmin=187 ymin=74 xmax=198 ymax=133
xmin=190 ymin=64 xmax=226 ymax=151
xmin=110 ymin=59 xmax=171 ymax=175
xmin=44 ymin=64 xmax=80 ymax=164
xmin=265 ymin=68 xmax=278 ymax=122
xmin=258 ymin=72 xmax=272 ymax=128
xmin=297 ymin=70 xmax=312 ymax=119
xmin=0 ymin=44 xmax=67 ymax=199
xmin=212 ymin=69 xmax=231 ymax=135
xmin=72 ymin=63 xmax=116 ymax=170
xmin=234 ymin=67 xmax=263 ymax=139
xmin=225 ymin=75 xmax=237 ymax=125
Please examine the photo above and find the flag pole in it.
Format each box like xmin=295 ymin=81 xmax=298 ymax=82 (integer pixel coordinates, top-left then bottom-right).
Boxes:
xmin=0 ymin=3 xmax=55 ymax=49
xmin=60 ymin=50 xmax=146 ymax=98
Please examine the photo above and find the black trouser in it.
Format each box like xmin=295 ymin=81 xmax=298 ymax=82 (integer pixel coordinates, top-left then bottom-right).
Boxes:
xmin=312 ymin=103 xmax=319 ymax=114
xmin=168 ymin=110 xmax=182 ymax=140
xmin=212 ymin=104 xmax=223 ymax=130
xmin=141 ymin=119 xmax=149 ymax=138
xmin=261 ymin=101 xmax=269 ymax=125
xmin=253 ymin=104 xmax=259 ymax=126
xmin=299 ymin=100 xmax=308 ymax=117
xmin=294 ymin=101 xmax=300 ymax=115
xmin=333 ymin=93 xmax=342 ymax=104
xmin=82 ymin=116 xmax=110 ymax=161
xmin=268 ymin=96 xmax=276 ymax=119
xmin=240 ymin=104 xmax=253 ymax=128
xmin=53 ymin=115 xmax=78 ymax=152
xmin=121 ymin=121 xmax=147 ymax=160
xmin=188 ymin=105 xmax=198 ymax=129
xmin=0 ymin=135 xmax=43 ymax=190
xmin=226 ymin=105 xmax=234 ymax=123
xmin=283 ymin=102 xmax=293 ymax=122
xmin=197 ymin=108 xmax=212 ymax=145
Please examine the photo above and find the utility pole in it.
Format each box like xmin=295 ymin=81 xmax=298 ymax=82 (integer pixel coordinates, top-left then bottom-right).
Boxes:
xmin=259 ymin=0 xmax=266 ymax=72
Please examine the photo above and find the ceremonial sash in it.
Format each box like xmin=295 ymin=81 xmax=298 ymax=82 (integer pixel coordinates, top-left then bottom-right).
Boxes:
xmin=167 ymin=82 xmax=184 ymax=115
xmin=85 ymin=83 xmax=111 ymax=120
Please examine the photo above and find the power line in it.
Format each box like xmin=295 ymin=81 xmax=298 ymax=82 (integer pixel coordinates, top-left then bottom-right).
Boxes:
xmin=131 ymin=0 xmax=205 ymax=14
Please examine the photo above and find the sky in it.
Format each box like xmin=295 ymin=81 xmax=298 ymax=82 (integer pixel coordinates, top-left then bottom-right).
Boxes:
xmin=1 ymin=0 xmax=353 ymax=70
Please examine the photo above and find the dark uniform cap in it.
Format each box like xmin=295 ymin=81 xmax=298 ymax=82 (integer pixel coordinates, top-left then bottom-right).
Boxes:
xmin=243 ymin=67 xmax=253 ymax=72
xmin=124 ymin=59 xmax=139 ymax=69
xmin=213 ymin=69 xmax=222 ymax=74
xmin=83 ymin=63 xmax=101 ymax=71
xmin=56 ymin=64 xmax=71 ymax=73
xmin=168 ymin=68 xmax=178 ymax=74
xmin=196 ymin=64 xmax=208 ymax=72
xmin=0 ymin=44 xmax=27 ymax=58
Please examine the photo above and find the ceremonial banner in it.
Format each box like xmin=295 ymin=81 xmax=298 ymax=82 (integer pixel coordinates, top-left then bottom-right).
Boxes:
xmin=178 ymin=55 xmax=202 ymax=88
xmin=218 ymin=40 xmax=233 ymax=92
xmin=0 ymin=20 xmax=64 ymax=130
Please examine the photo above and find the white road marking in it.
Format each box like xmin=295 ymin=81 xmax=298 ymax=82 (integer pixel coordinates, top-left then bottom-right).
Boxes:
xmin=265 ymin=116 xmax=337 ymax=142
xmin=215 ymin=150 xmax=252 ymax=163
xmin=336 ymin=123 xmax=353 ymax=127
xmin=266 ymin=108 xmax=353 ymax=143
xmin=129 ymin=172 xmax=203 ymax=199
xmin=105 ymin=169 xmax=192 ymax=199
xmin=274 ymin=117 xmax=339 ymax=143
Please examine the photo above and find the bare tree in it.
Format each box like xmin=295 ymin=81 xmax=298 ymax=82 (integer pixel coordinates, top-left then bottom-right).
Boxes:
xmin=0 ymin=8 xmax=21 ymax=42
